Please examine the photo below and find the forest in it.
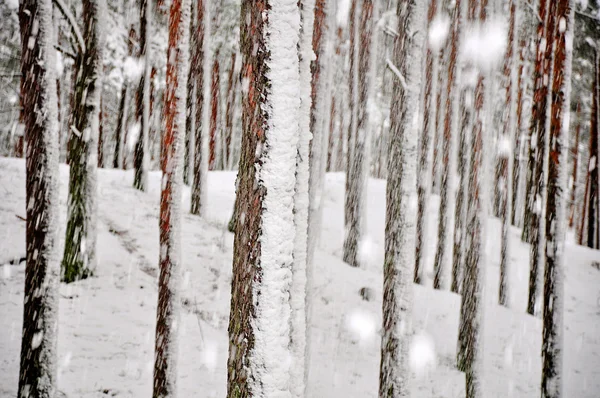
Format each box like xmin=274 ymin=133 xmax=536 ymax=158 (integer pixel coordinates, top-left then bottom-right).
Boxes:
xmin=1 ymin=0 xmax=600 ymax=397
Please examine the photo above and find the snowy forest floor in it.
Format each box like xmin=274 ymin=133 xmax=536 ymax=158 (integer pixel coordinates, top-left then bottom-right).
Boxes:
xmin=1 ymin=157 xmax=600 ymax=397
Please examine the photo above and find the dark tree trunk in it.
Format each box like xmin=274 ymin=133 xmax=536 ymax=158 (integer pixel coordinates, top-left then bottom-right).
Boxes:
xmin=569 ymin=104 xmax=581 ymax=228
xmin=18 ymin=0 xmax=60 ymax=395
xmin=209 ymin=55 xmax=220 ymax=171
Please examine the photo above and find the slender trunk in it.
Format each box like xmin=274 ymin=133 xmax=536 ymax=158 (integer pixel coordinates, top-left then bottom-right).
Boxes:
xmin=224 ymin=52 xmax=237 ymax=170
xmin=18 ymin=0 xmax=60 ymax=395
xmin=569 ymin=104 xmax=580 ymax=228
xmin=184 ymin=0 xmax=197 ymax=185
xmin=62 ymin=0 xmax=105 ymax=283
xmin=579 ymin=155 xmax=591 ymax=246
xmin=113 ymin=83 xmax=129 ymax=168
xmin=541 ymin=2 xmax=572 ymax=396
xmin=209 ymin=55 xmax=219 ymax=171
xmin=98 ymin=94 xmax=104 ymax=168
xmin=153 ymin=0 xmax=190 ymax=395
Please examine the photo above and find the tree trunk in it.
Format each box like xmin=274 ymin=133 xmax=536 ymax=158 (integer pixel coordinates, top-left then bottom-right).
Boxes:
xmin=415 ymin=0 xmax=438 ymax=285
xmin=62 ymin=0 xmax=105 ymax=283
xmin=190 ymin=0 xmax=208 ymax=216
xmin=133 ymin=0 xmax=152 ymax=191
xmin=98 ymin=94 xmax=105 ymax=167
xmin=379 ymin=1 xmax=425 ymax=396
xmin=226 ymin=0 xmax=302 ymax=396
xmin=223 ymin=52 xmax=238 ymax=170
xmin=343 ymin=0 xmax=373 ymax=268
xmin=209 ymin=55 xmax=220 ymax=171
xmin=18 ymin=0 xmax=60 ymax=395
xmin=569 ymin=104 xmax=580 ymax=228
xmin=499 ymin=0 xmax=519 ymax=308
xmin=527 ymin=0 xmax=557 ymax=316
xmin=541 ymin=1 xmax=572 ymax=396
xmin=153 ymin=0 xmax=190 ymax=396
xmin=184 ymin=0 xmax=197 ymax=185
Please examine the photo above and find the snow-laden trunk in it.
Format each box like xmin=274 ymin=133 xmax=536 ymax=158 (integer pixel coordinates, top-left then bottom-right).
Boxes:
xmin=433 ymin=0 xmax=462 ymax=291
xmin=18 ymin=0 xmax=60 ymax=395
xmin=541 ymin=1 xmax=573 ymax=396
xmin=133 ymin=0 xmax=152 ymax=191
xmin=190 ymin=0 xmax=208 ymax=216
xmin=499 ymin=0 xmax=519 ymax=308
xmin=378 ymin=0 xmax=425 ymax=396
xmin=184 ymin=0 xmax=197 ymax=185
xmin=414 ymin=0 xmax=438 ymax=285
xmin=62 ymin=0 xmax=106 ymax=283
xmin=527 ymin=0 xmax=557 ymax=316
xmin=456 ymin=2 xmax=489 ymax=397
xmin=223 ymin=51 xmax=239 ymax=170
xmin=153 ymin=0 xmax=190 ymax=396
xmin=209 ymin=55 xmax=220 ymax=171
xmin=290 ymin=0 xmax=314 ymax=396
xmin=343 ymin=0 xmax=373 ymax=268
xmin=226 ymin=0 xmax=301 ymax=396
xmin=568 ymin=105 xmax=580 ymax=228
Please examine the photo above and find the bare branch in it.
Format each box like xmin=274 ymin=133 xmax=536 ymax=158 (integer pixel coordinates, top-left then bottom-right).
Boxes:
xmin=52 ymin=0 xmax=86 ymax=54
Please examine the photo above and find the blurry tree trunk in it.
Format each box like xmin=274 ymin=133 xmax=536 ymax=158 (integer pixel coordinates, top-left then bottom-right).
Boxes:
xmin=153 ymin=0 xmax=190 ymax=395
xmin=569 ymin=104 xmax=580 ymax=228
xmin=98 ymin=94 xmax=105 ymax=167
xmin=190 ymin=0 xmax=207 ymax=216
xmin=499 ymin=0 xmax=518 ymax=308
xmin=114 ymin=25 xmax=136 ymax=170
xmin=184 ymin=0 xmax=197 ymax=185
xmin=541 ymin=1 xmax=572 ymax=396
xmin=379 ymin=0 xmax=425 ymax=395
xmin=226 ymin=0 xmax=302 ymax=396
xmin=587 ymin=52 xmax=600 ymax=249
xmin=62 ymin=0 xmax=105 ymax=283
xmin=579 ymin=153 xmax=591 ymax=246
xmin=457 ymin=4 xmax=488 ymax=397
xmin=209 ymin=55 xmax=220 ymax=171
xmin=526 ymin=0 xmax=556 ymax=316
xmin=133 ymin=0 xmax=152 ymax=191
xmin=343 ymin=0 xmax=373 ymax=267
xmin=415 ymin=0 xmax=437 ymax=285
xmin=18 ymin=0 xmax=60 ymax=395
xmin=433 ymin=0 xmax=462 ymax=290
xmin=223 ymin=52 xmax=238 ymax=170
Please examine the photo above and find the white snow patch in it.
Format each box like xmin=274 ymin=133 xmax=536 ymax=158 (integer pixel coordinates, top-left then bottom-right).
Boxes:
xmin=127 ymin=122 xmax=141 ymax=152
xmin=428 ymin=15 xmax=450 ymax=52
xmin=2 ymin=264 xmax=10 ymax=279
xmin=31 ymin=331 xmax=44 ymax=350
xmin=497 ymin=135 xmax=512 ymax=158
xmin=357 ymin=236 xmax=375 ymax=268
xmin=123 ymin=56 xmax=144 ymax=83
xmin=200 ymin=340 xmax=219 ymax=371
xmin=5 ymin=0 xmax=18 ymax=10
xmin=461 ymin=18 xmax=507 ymax=72
xmin=346 ymin=309 xmax=377 ymax=343
xmin=409 ymin=332 xmax=436 ymax=376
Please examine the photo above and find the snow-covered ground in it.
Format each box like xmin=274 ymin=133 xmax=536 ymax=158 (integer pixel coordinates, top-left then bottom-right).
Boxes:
xmin=1 ymin=156 xmax=600 ymax=397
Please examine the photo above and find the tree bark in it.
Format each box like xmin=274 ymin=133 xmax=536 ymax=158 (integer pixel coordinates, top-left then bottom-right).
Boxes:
xmin=153 ymin=0 xmax=190 ymax=396
xmin=18 ymin=0 xmax=60 ymax=395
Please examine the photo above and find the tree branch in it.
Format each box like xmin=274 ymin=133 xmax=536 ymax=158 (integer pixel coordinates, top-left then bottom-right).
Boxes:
xmin=52 ymin=0 xmax=86 ymax=54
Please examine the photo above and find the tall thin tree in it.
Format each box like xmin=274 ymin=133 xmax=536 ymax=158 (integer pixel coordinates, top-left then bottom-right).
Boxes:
xmin=18 ymin=0 xmax=60 ymax=395
xmin=152 ymin=0 xmax=190 ymax=395
xmin=379 ymin=0 xmax=425 ymax=396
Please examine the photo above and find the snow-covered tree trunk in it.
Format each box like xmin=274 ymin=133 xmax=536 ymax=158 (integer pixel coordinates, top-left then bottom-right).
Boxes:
xmin=190 ymin=0 xmax=208 ymax=216
xmin=378 ymin=0 xmax=425 ymax=396
xmin=527 ymin=0 xmax=556 ymax=316
xmin=18 ymin=0 xmax=60 ymax=395
xmin=114 ymin=25 xmax=135 ymax=170
xmin=133 ymin=0 xmax=152 ymax=191
xmin=153 ymin=0 xmax=190 ymax=396
xmin=209 ymin=55 xmax=220 ymax=170
xmin=343 ymin=0 xmax=373 ymax=268
xmin=184 ymin=0 xmax=197 ymax=185
xmin=568 ymin=105 xmax=580 ymax=228
xmin=98 ymin=95 xmax=105 ymax=167
xmin=456 ymin=3 xmax=489 ymax=397
xmin=433 ymin=0 xmax=462 ymax=291
xmin=223 ymin=51 xmax=238 ymax=170
xmin=414 ymin=0 xmax=438 ymax=285
xmin=499 ymin=0 xmax=519 ymax=308
xmin=226 ymin=0 xmax=301 ymax=396
xmin=541 ymin=1 xmax=572 ymax=396
xmin=62 ymin=0 xmax=106 ymax=283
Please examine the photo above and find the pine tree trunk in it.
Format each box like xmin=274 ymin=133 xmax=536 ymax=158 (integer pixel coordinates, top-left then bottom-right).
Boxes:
xmin=457 ymin=4 xmax=488 ymax=397
xmin=224 ymin=52 xmax=238 ymax=170
xmin=209 ymin=56 xmax=219 ymax=171
xmin=499 ymin=0 xmax=519 ymax=308
xmin=343 ymin=0 xmax=373 ymax=268
xmin=415 ymin=0 xmax=437 ymax=285
xmin=541 ymin=1 xmax=572 ymax=396
xmin=379 ymin=1 xmax=425 ymax=396
xmin=153 ymin=0 xmax=190 ymax=396
xmin=113 ymin=83 xmax=129 ymax=168
xmin=569 ymin=105 xmax=580 ymax=228
xmin=133 ymin=0 xmax=152 ymax=191
xmin=62 ymin=0 xmax=105 ymax=283
xmin=226 ymin=1 xmax=302 ymax=396
xmin=18 ymin=0 xmax=60 ymax=395
xmin=527 ymin=0 xmax=557 ymax=316
xmin=184 ymin=0 xmax=197 ymax=185
xmin=190 ymin=0 xmax=207 ymax=216
xmin=433 ymin=0 xmax=462 ymax=290
xmin=98 ymin=94 xmax=105 ymax=167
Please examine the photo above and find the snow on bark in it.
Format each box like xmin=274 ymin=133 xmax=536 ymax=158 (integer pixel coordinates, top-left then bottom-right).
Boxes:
xmin=499 ymin=0 xmax=520 ymax=308
xmin=378 ymin=0 xmax=425 ymax=396
xmin=18 ymin=0 xmax=60 ymax=395
xmin=343 ymin=0 xmax=373 ymax=268
xmin=62 ymin=0 xmax=106 ymax=283
xmin=433 ymin=0 xmax=462 ymax=291
xmin=133 ymin=0 xmax=152 ymax=191
xmin=153 ymin=0 xmax=190 ymax=396
xmin=190 ymin=0 xmax=208 ymax=217
xmin=227 ymin=0 xmax=302 ymax=396
xmin=415 ymin=0 xmax=438 ymax=286
xmin=541 ymin=1 xmax=573 ymax=396
xmin=290 ymin=0 xmax=314 ymax=396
